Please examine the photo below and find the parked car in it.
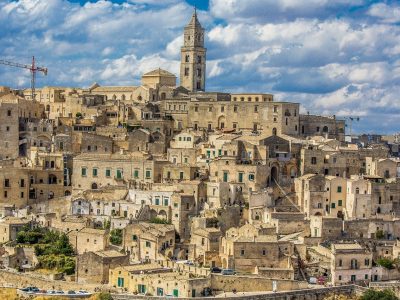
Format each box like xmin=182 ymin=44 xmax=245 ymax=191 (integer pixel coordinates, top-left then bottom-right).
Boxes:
xmin=221 ymin=269 xmax=236 ymax=275
xmin=210 ymin=267 xmax=222 ymax=273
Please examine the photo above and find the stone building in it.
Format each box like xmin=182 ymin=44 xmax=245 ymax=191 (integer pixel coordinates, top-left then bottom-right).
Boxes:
xmin=295 ymin=174 xmax=347 ymax=219
xmin=219 ymin=223 xmax=293 ymax=274
xmin=0 ymin=217 xmax=29 ymax=243
xmin=330 ymin=243 xmax=372 ymax=285
xmin=109 ymin=263 xmax=210 ymax=297
xmin=299 ymin=114 xmax=345 ymax=142
xmin=76 ymin=250 xmax=129 ymax=284
xmin=122 ymin=222 xmax=175 ymax=261
xmin=72 ymin=152 xmax=167 ymax=191
xmin=0 ymin=91 xmax=45 ymax=159
xmin=300 ymin=142 xmax=388 ymax=177
xmin=69 ymin=227 xmax=109 ymax=255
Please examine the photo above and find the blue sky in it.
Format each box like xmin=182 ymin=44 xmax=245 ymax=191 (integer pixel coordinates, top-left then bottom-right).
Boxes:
xmin=0 ymin=0 xmax=399 ymax=134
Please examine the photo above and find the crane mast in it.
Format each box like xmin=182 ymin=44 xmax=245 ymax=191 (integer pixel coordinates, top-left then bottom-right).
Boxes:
xmin=0 ymin=56 xmax=48 ymax=100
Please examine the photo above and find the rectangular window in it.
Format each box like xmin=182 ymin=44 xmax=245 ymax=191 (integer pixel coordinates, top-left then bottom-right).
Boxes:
xmin=134 ymin=169 xmax=139 ymax=178
xmin=105 ymin=169 xmax=111 ymax=177
xmin=132 ymin=235 xmax=137 ymax=241
xmin=164 ymin=198 xmax=169 ymax=206
xmin=155 ymin=198 xmax=160 ymax=205
xmin=117 ymin=277 xmax=124 ymax=287
xmin=145 ymin=241 xmax=151 ymax=247
xmin=331 ymin=203 xmax=336 ymax=209
xmin=248 ymin=174 xmax=255 ymax=181
xmin=116 ymin=169 xmax=123 ymax=179
xmin=240 ymin=249 xmax=245 ymax=256
xmin=138 ymin=284 xmax=146 ymax=294
xmin=238 ymin=172 xmax=244 ymax=183
xmin=365 ymin=259 xmax=370 ymax=266
xmin=145 ymin=170 xmax=151 ymax=179
xmin=338 ymin=200 xmax=342 ymax=206
xmin=92 ymin=168 xmax=98 ymax=177
xmin=337 ymin=186 xmax=342 ymax=193
xmin=234 ymin=106 xmax=238 ymax=112
xmin=81 ymin=167 xmax=87 ymax=177
xmin=223 ymin=172 xmax=228 ymax=182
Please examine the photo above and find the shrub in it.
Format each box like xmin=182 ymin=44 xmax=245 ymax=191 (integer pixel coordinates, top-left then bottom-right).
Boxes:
xmin=97 ymin=292 xmax=113 ymax=300
xmin=150 ymin=217 xmax=170 ymax=224
xmin=360 ymin=288 xmax=399 ymax=300
xmin=37 ymin=254 xmax=75 ymax=275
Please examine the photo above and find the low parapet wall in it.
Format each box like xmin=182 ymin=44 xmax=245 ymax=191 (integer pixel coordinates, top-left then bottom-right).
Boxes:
xmin=112 ymin=285 xmax=356 ymax=300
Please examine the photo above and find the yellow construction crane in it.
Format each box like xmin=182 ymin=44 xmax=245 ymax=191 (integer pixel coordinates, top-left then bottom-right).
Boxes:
xmin=0 ymin=56 xmax=48 ymax=100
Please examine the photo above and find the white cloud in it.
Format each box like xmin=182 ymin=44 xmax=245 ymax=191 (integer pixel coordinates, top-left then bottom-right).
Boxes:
xmin=0 ymin=0 xmax=399 ymax=133
xmin=368 ymin=3 xmax=400 ymax=23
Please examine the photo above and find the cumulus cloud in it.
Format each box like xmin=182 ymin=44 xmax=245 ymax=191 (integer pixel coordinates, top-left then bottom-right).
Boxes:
xmin=0 ymin=0 xmax=399 ymax=133
xmin=368 ymin=3 xmax=400 ymax=23
xmin=209 ymin=0 xmax=365 ymax=22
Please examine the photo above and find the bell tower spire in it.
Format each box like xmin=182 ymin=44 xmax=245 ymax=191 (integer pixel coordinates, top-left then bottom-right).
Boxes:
xmin=180 ymin=8 xmax=206 ymax=92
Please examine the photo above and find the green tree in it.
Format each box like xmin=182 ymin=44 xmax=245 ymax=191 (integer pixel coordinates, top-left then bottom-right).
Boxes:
xmin=110 ymin=229 xmax=122 ymax=246
xmin=360 ymin=289 xmax=399 ymax=300
xmin=376 ymin=230 xmax=385 ymax=239
xmin=377 ymin=258 xmax=395 ymax=269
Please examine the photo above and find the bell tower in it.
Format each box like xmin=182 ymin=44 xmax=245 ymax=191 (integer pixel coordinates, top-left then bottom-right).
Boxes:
xmin=180 ymin=9 xmax=206 ymax=92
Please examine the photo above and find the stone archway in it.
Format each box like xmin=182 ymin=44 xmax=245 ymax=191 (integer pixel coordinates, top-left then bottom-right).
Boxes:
xmin=218 ymin=116 xmax=226 ymax=129
xmin=158 ymin=210 xmax=167 ymax=220
xmin=270 ymin=166 xmax=278 ymax=185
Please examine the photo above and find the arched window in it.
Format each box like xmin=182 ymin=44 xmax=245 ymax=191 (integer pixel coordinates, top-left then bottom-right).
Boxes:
xmin=91 ymin=182 xmax=98 ymax=190
xmin=121 ymin=94 xmax=126 ymax=101
xmin=185 ymin=55 xmax=190 ymax=62
xmin=272 ymin=128 xmax=277 ymax=135
xmin=322 ymin=126 xmax=329 ymax=133
xmin=161 ymin=92 xmax=166 ymax=100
